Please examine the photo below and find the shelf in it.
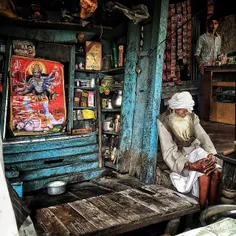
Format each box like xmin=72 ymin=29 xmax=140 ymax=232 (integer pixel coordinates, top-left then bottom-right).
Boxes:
xmin=1 ymin=16 xmax=113 ymax=33
xmin=75 ymin=67 xmax=124 ymax=75
xmin=103 ymin=131 xmax=119 ymax=135
xmin=75 ymin=52 xmax=86 ymax=56
xmin=111 ymin=84 xmax=123 ymax=91
xmin=73 ymin=106 xmax=96 ymax=110
xmin=75 ymin=69 xmax=100 ymax=73
xmin=102 ymin=109 xmax=121 ymax=112
xmin=212 ymin=81 xmax=236 ymax=87
xmin=74 ymin=86 xmax=96 ymax=91
xmin=102 ymin=67 xmax=124 ymax=75
xmin=104 ymin=160 xmax=117 ymax=169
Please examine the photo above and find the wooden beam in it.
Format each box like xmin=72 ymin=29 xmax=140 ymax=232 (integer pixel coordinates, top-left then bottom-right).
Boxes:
xmin=119 ymin=22 xmax=140 ymax=173
xmin=140 ymin=0 xmax=169 ymax=184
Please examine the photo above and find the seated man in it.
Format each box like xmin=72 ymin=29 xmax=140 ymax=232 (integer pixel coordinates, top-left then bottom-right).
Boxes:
xmin=157 ymin=91 xmax=221 ymax=209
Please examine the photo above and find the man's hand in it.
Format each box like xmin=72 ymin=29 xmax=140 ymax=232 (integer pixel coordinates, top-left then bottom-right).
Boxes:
xmin=188 ymin=154 xmax=217 ymax=175
xmin=199 ymin=64 xmax=204 ymax=75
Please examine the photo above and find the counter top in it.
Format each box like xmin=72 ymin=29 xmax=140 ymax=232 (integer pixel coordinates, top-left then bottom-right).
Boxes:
xmin=205 ymin=64 xmax=236 ymax=72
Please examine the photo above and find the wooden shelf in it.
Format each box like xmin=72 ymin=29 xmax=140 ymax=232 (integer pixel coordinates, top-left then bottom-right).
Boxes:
xmin=75 ymin=67 xmax=124 ymax=75
xmin=74 ymin=86 xmax=96 ymax=91
xmin=73 ymin=107 xmax=96 ymax=110
xmin=103 ymin=131 xmax=119 ymax=135
xmin=104 ymin=160 xmax=117 ymax=169
xmin=1 ymin=16 xmax=112 ymax=33
xmin=75 ymin=52 xmax=86 ymax=56
xmin=212 ymin=81 xmax=236 ymax=87
xmin=102 ymin=109 xmax=121 ymax=112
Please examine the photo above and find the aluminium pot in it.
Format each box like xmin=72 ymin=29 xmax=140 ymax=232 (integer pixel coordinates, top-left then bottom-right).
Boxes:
xmin=46 ymin=180 xmax=67 ymax=195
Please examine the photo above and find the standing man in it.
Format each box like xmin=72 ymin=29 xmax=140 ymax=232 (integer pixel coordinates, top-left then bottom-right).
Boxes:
xmin=195 ymin=16 xmax=221 ymax=75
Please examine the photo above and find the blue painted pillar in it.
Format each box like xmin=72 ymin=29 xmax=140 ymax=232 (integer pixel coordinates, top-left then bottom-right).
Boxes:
xmin=140 ymin=0 xmax=169 ymax=183
xmin=129 ymin=23 xmax=152 ymax=177
xmin=119 ymin=22 xmax=140 ymax=173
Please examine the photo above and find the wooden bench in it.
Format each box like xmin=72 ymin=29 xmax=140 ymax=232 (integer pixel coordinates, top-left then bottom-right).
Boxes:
xmin=35 ymin=177 xmax=200 ymax=235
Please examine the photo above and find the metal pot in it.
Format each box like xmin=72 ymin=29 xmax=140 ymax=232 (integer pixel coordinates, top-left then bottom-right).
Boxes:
xmin=46 ymin=181 xmax=66 ymax=195
xmin=200 ymin=204 xmax=236 ymax=226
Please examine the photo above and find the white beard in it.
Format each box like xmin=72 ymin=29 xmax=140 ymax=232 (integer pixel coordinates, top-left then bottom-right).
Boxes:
xmin=169 ymin=112 xmax=193 ymax=141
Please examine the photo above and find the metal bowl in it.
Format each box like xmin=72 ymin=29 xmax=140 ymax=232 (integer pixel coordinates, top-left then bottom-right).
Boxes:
xmin=200 ymin=204 xmax=236 ymax=226
xmin=46 ymin=181 xmax=66 ymax=195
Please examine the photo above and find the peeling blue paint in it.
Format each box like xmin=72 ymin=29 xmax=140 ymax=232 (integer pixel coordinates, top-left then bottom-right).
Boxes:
xmin=141 ymin=0 xmax=169 ymax=184
xmin=119 ymin=22 xmax=140 ymax=153
xmin=3 ymin=134 xmax=97 ymax=154
xmin=23 ymin=168 xmax=106 ymax=192
xmin=20 ymin=161 xmax=99 ymax=181
xmin=4 ymin=144 xmax=98 ymax=163
xmin=5 ymin=153 xmax=98 ymax=171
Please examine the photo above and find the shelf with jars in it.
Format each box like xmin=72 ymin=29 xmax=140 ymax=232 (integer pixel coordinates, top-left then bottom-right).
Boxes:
xmin=74 ymin=39 xmax=125 ymax=169
xmin=72 ymin=61 xmax=97 ymax=135
xmin=99 ymin=73 xmax=124 ymax=170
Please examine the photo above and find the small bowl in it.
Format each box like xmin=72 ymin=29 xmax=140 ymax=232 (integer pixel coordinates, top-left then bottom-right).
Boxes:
xmin=46 ymin=181 xmax=66 ymax=195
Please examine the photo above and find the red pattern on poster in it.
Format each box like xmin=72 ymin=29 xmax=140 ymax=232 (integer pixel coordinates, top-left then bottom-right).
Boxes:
xmin=10 ymin=55 xmax=66 ymax=136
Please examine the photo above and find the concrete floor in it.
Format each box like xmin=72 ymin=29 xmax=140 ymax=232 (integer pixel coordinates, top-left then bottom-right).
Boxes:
xmin=200 ymin=120 xmax=235 ymax=154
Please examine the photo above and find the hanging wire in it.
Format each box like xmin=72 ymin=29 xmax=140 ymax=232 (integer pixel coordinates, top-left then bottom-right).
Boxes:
xmin=148 ymin=0 xmax=220 ymax=56
xmin=99 ymin=23 xmax=104 ymax=40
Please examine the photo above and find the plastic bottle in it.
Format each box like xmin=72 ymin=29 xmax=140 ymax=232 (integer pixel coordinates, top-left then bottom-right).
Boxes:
xmin=114 ymin=115 xmax=121 ymax=132
xmin=112 ymin=43 xmax=118 ymax=68
xmin=110 ymin=135 xmax=115 ymax=150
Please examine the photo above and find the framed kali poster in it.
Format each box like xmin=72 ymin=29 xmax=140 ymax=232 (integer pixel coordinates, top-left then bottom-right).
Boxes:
xmin=9 ymin=55 xmax=66 ymax=136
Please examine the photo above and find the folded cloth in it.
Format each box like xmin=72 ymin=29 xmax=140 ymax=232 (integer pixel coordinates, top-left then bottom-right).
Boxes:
xmin=170 ymin=147 xmax=221 ymax=197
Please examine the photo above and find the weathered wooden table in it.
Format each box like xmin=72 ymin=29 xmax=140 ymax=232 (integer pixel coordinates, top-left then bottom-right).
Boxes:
xmin=35 ymin=177 xmax=200 ymax=235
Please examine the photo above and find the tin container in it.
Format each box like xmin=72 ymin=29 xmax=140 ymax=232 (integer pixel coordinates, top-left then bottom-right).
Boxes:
xmin=47 ymin=181 xmax=67 ymax=195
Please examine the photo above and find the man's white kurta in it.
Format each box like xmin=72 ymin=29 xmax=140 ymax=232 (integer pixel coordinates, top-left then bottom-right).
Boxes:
xmin=157 ymin=113 xmax=220 ymax=197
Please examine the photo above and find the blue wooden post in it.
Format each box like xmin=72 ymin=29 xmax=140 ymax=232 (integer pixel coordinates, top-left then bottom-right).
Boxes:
xmin=129 ymin=23 xmax=153 ymax=177
xmin=140 ymin=0 xmax=169 ymax=184
xmin=119 ymin=22 xmax=140 ymax=173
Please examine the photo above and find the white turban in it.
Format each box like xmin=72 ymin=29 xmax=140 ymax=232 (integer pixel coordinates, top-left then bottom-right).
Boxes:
xmin=167 ymin=91 xmax=195 ymax=112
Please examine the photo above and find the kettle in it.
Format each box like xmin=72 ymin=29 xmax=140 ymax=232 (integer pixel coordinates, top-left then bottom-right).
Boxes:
xmin=103 ymin=117 xmax=114 ymax=131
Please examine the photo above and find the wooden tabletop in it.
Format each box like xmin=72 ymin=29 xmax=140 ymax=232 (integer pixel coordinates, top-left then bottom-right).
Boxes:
xmin=36 ymin=177 xmax=200 ymax=236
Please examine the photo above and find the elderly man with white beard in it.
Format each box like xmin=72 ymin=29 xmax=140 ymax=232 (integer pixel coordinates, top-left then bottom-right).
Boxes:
xmin=157 ymin=91 xmax=221 ymax=209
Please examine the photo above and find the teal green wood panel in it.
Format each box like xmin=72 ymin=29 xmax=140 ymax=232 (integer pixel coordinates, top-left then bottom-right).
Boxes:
xmin=69 ymin=44 xmax=75 ymax=131
xmin=4 ymin=144 xmax=98 ymax=163
xmin=5 ymin=170 xmax=19 ymax=179
xmin=22 ymin=168 xmax=106 ymax=192
xmin=3 ymin=134 xmax=97 ymax=153
xmin=5 ymin=153 xmax=98 ymax=171
xmin=19 ymin=161 xmax=99 ymax=181
xmin=141 ymin=0 xmax=169 ymax=184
